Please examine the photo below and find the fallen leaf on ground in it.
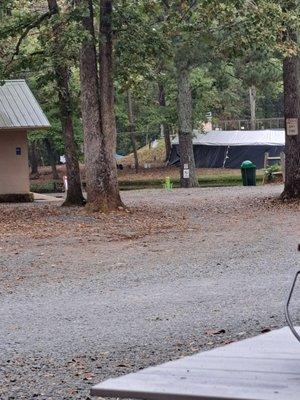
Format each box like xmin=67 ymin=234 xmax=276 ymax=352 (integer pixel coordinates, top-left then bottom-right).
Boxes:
xmin=261 ymin=327 xmax=271 ymax=334
xmin=205 ymin=329 xmax=226 ymax=336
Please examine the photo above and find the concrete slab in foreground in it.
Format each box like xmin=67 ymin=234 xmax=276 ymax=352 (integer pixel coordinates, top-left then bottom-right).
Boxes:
xmin=91 ymin=327 xmax=300 ymax=400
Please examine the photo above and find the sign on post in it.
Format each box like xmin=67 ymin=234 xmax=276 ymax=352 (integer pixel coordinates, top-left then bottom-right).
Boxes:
xmin=286 ymin=118 xmax=299 ymax=136
xmin=183 ymin=169 xmax=190 ymax=179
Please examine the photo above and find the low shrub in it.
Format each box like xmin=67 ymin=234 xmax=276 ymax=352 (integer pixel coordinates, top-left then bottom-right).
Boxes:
xmin=264 ymin=164 xmax=281 ymax=182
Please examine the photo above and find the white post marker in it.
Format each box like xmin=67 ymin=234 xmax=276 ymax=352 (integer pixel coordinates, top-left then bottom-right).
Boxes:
xmin=286 ymin=118 xmax=299 ymax=136
xmin=63 ymin=175 xmax=68 ymax=191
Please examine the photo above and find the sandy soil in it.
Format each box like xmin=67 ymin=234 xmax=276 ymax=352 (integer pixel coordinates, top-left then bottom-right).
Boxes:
xmin=0 ymin=185 xmax=299 ymax=399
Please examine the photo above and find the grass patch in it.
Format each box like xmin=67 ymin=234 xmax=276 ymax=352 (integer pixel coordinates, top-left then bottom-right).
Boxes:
xmin=119 ymin=172 xmax=264 ymax=190
xmin=30 ymin=181 xmax=64 ymax=193
xmin=31 ymin=171 xmax=264 ymax=193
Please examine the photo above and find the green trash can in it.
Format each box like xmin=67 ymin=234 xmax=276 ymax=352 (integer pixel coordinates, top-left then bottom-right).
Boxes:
xmin=241 ymin=160 xmax=256 ymax=186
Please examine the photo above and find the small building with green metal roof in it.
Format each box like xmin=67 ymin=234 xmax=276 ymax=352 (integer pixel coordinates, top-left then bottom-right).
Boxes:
xmin=0 ymin=80 xmax=50 ymax=202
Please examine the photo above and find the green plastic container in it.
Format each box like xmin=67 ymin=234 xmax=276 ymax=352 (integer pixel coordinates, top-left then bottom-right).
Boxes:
xmin=241 ymin=160 xmax=256 ymax=186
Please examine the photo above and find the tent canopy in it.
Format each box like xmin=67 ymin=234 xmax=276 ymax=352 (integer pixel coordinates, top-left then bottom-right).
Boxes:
xmin=170 ymin=129 xmax=285 ymax=169
xmin=171 ymin=129 xmax=285 ymax=147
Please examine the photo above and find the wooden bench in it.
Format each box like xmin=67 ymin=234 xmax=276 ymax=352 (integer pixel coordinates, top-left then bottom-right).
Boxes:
xmin=91 ymin=327 xmax=300 ymax=400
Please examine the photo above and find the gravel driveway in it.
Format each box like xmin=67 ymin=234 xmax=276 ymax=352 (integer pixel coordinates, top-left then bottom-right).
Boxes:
xmin=0 ymin=185 xmax=299 ymax=399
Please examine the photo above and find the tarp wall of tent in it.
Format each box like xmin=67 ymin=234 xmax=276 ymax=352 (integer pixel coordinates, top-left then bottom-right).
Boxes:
xmin=169 ymin=130 xmax=285 ymax=169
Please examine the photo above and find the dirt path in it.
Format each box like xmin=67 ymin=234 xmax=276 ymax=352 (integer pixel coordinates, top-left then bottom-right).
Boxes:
xmin=0 ymin=185 xmax=299 ymax=399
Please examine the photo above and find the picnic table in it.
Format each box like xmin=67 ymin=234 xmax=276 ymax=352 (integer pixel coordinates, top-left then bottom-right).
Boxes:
xmin=91 ymin=327 xmax=300 ymax=400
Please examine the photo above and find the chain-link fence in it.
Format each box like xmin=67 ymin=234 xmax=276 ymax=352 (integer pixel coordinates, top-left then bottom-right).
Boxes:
xmin=215 ymin=118 xmax=284 ymax=131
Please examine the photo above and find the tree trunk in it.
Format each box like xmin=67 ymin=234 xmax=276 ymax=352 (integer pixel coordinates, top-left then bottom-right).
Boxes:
xmin=249 ymin=85 xmax=256 ymax=130
xmin=176 ymin=66 xmax=198 ymax=188
xmin=281 ymin=56 xmax=300 ymax=199
xmin=29 ymin=141 xmax=39 ymax=176
xmin=76 ymin=0 xmax=123 ymax=211
xmin=77 ymin=0 xmax=110 ymax=210
xmin=158 ymin=83 xmax=171 ymax=162
xmin=44 ymin=138 xmax=59 ymax=180
xmin=98 ymin=0 xmax=123 ymax=208
xmin=47 ymin=0 xmax=85 ymax=206
xmin=126 ymin=90 xmax=139 ymax=172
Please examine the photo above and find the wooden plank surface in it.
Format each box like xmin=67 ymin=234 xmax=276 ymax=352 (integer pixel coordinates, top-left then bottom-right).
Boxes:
xmin=91 ymin=327 xmax=300 ymax=400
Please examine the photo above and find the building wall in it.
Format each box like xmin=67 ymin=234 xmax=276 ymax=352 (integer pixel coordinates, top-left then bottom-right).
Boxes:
xmin=0 ymin=130 xmax=30 ymax=194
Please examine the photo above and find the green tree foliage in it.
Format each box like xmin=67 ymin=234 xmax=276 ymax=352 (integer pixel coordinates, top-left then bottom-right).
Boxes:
xmin=0 ymin=0 xmax=299 ymax=162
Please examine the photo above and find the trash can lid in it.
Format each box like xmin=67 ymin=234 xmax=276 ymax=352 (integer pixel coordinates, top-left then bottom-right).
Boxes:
xmin=241 ymin=160 xmax=256 ymax=169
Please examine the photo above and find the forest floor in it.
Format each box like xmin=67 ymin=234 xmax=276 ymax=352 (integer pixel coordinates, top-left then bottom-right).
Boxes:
xmin=0 ymin=185 xmax=299 ymax=399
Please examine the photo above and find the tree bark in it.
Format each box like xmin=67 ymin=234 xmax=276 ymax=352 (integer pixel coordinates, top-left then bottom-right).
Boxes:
xmin=99 ymin=0 xmax=123 ymax=207
xmin=29 ymin=141 xmax=39 ymax=176
xmin=158 ymin=83 xmax=171 ymax=161
xmin=176 ymin=65 xmax=198 ymax=188
xmin=281 ymin=56 xmax=300 ymax=199
xmin=78 ymin=0 xmax=109 ymax=210
xmin=126 ymin=90 xmax=139 ymax=172
xmin=47 ymin=0 xmax=85 ymax=206
xmin=44 ymin=137 xmax=59 ymax=180
xmin=249 ymin=85 xmax=256 ymax=130
xmin=76 ymin=0 xmax=123 ymax=211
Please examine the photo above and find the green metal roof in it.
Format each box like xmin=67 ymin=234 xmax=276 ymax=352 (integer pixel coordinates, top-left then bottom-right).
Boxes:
xmin=0 ymin=80 xmax=50 ymax=130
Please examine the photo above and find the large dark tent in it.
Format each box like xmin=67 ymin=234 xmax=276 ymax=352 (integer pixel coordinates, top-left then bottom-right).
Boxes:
xmin=169 ymin=130 xmax=285 ymax=169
